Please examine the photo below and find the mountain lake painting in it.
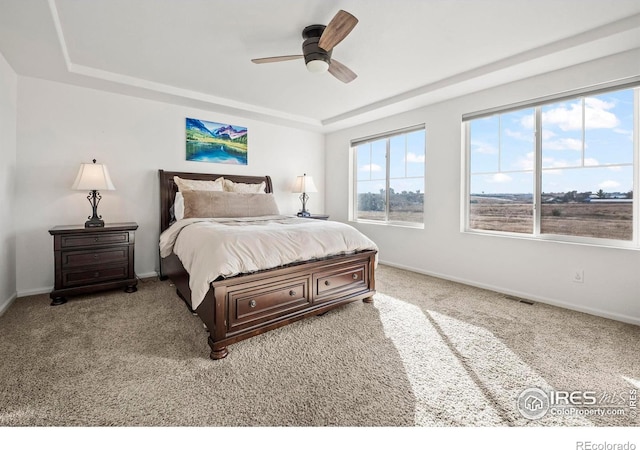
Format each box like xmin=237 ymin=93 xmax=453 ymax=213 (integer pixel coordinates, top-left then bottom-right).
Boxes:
xmin=185 ymin=117 xmax=248 ymax=165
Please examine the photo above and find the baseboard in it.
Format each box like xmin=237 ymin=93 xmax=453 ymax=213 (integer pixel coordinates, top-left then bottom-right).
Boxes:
xmin=17 ymin=287 xmax=51 ymax=297
xmin=16 ymin=272 xmax=162 ymax=299
xmin=137 ymin=271 xmax=160 ymax=280
xmin=0 ymin=292 xmax=17 ymax=317
xmin=378 ymin=259 xmax=640 ymax=327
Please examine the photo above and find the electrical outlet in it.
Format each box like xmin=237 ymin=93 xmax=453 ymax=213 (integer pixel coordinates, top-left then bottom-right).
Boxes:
xmin=572 ymin=269 xmax=584 ymax=283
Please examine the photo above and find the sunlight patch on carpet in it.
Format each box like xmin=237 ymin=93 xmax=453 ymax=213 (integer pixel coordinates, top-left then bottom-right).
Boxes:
xmin=373 ymin=293 xmax=592 ymax=426
xmin=622 ymin=376 xmax=640 ymax=389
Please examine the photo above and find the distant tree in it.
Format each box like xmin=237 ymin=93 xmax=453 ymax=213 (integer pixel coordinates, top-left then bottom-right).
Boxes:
xmin=596 ymin=189 xmax=606 ymax=199
xmin=562 ymin=190 xmax=578 ymax=202
xmin=576 ymin=191 xmax=591 ymax=203
xmin=359 ymin=192 xmax=384 ymax=211
xmin=627 ymin=190 xmax=633 ymax=199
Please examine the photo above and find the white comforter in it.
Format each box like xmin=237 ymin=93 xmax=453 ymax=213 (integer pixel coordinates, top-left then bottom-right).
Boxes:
xmin=159 ymin=215 xmax=378 ymax=309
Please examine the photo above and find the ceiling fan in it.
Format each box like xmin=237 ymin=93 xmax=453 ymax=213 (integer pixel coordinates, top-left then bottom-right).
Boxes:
xmin=251 ymin=10 xmax=358 ymax=83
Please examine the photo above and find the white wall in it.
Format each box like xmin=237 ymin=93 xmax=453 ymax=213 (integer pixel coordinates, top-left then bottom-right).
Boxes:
xmin=15 ymin=77 xmax=325 ymax=295
xmin=0 ymin=51 xmax=17 ymax=314
xmin=326 ymin=49 xmax=640 ymax=325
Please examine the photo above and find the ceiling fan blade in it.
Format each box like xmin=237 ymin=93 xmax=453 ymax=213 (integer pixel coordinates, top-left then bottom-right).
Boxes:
xmin=251 ymin=55 xmax=303 ymax=64
xmin=318 ymin=10 xmax=358 ymax=52
xmin=328 ymin=59 xmax=357 ymax=83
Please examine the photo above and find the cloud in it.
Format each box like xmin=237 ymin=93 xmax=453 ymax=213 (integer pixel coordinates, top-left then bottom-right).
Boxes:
xmin=541 ymin=156 xmax=569 ymax=173
xmin=543 ymin=137 xmax=583 ymax=151
xmin=599 ymin=180 xmax=621 ymax=189
xmin=360 ymin=163 xmax=382 ymax=172
xmin=405 ymin=152 xmax=425 ymax=163
xmin=520 ymin=115 xmax=534 ymax=129
xmin=585 ymin=97 xmax=619 ymax=129
xmin=471 ymin=140 xmax=497 ymax=155
xmin=487 ymin=173 xmax=512 ymax=183
xmin=542 ymin=98 xmax=619 ymax=131
xmin=504 ymin=129 xmax=533 ymax=141
xmin=513 ymin=152 xmax=535 ymax=170
xmin=583 ymin=158 xmax=600 ymax=166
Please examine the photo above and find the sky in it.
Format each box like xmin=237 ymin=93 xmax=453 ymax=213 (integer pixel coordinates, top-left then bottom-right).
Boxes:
xmin=356 ymin=129 xmax=426 ymax=194
xmin=469 ymin=87 xmax=635 ymax=195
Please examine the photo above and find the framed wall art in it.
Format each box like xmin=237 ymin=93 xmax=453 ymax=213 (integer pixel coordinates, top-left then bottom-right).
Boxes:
xmin=185 ymin=117 xmax=248 ymax=165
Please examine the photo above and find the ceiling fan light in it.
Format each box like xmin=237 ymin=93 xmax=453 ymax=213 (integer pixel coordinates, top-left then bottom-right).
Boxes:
xmin=306 ymin=59 xmax=329 ymax=73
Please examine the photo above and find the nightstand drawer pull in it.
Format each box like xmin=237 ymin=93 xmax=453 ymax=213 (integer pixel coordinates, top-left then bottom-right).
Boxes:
xmin=94 ymin=271 xmax=100 ymax=278
xmin=289 ymin=290 xmax=296 ymax=296
xmin=324 ymin=280 xmax=330 ymax=286
xmin=249 ymin=300 xmax=257 ymax=308
xmin=352 ymin=274 xmax=358 ymax=280
xmin=93 ymin=254 xmax=98 ymax=259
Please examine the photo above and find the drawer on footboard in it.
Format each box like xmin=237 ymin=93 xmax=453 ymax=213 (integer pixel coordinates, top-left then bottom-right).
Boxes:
xmin=228 ymin=276 xmax=311 ymax=332
xmin=313 ymin=260 xmax=369 ymax=303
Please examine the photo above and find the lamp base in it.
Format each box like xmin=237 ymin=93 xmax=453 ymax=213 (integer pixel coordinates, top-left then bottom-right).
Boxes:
xmin=297 ymin=211 xmax=311 ymax=217
xmin=84 ymin=190 xmax=105 ymax=227
xmin=85 ymin=218 xmax=105 ymax=228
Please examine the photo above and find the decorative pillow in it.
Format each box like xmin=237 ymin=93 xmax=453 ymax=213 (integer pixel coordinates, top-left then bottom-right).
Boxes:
xmin=223 ymin=179 xmax=266 ymax=193
xmin=174 ymin=176 xmax=224 ymax=192
xmin=182 ymin=191 xmax=280 ymax=218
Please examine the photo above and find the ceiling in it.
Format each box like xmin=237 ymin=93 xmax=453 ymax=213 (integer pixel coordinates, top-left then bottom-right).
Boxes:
xmin=1 ymin=0 xmax=639 ymax=132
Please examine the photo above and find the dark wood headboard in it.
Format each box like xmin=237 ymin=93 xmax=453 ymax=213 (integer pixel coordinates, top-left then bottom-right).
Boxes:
xmin=158 ymin=170 xmax=274 ymax=233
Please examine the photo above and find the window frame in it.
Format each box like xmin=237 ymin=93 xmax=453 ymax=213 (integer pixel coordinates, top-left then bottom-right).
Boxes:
xmin=463 ymin=78 xmax=640 ymax=249
xmin=351 ymin=124 xmax=426 ymax=228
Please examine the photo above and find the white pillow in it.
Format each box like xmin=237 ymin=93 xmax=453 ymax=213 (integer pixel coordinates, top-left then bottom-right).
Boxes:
xmin=223 ymin=179 xmax=266 ymax=193
xmin=174 ymin=176 xmax=224 ymax=192
xmin=174 ymin=192 xmax=185 ymax=220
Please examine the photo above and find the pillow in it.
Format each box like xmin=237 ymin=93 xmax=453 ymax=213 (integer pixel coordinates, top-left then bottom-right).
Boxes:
xmin=174 ymin=176 xmax=224 ymax=192
xmin=223 ymin=179 xmax=266 ymax=194
xmin=174 ymin=192 xmax=185 ymax=220
xmin=182 ymin=191 xmax=280 ymax=219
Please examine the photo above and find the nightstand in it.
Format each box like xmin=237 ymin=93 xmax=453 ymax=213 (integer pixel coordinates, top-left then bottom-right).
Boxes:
xmin=48 ymin=222 xmax=138 ymax=306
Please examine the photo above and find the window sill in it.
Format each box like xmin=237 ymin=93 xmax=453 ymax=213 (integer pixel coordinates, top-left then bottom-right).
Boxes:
xmin=351 ymin=219 xmax=425 ymax=230
xmin=463 ymin=228 xmax=639 ymax=250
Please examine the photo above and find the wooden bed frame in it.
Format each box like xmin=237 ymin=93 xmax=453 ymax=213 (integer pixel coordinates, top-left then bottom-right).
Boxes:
xmin=158 ymin=170 xmax=377 ymax=360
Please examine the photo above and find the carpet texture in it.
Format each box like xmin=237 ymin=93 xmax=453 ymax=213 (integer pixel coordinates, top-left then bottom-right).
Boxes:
xmin=0 ymin=264 xmax=638 ymax=427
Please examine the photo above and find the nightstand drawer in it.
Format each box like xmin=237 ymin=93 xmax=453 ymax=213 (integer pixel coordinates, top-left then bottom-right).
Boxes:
xmin=62 ymin=265 xmax=129 ymax=287
xmin=60 ymin=232 xmax=130 ymax=249
xmin=61 ymin=247 xmax=129 ymax=269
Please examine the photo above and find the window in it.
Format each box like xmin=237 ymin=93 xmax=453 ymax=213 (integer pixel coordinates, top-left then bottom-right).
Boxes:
xmin=465 ymin=81 xmax=638 ymax=245
xmin=353 ymin=126 xmax=426 ymax=225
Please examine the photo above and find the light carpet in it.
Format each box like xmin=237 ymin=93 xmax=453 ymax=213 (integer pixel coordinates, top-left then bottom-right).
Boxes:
xmin=0 ymin=264 xmax=637 ymax=427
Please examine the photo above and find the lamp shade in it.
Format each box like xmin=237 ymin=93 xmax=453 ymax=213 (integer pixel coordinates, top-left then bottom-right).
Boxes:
xmin=292 ymin=174 xmax=318 ymax=193
xmin=72 ymin=161 xmax=115 ymax=191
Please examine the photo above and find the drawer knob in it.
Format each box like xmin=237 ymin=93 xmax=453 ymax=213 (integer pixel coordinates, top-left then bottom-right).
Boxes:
xmin=94 ymin=271 xmax=100 ymax=278
xmin=93 ymin=254 xmax=98 ymax=259
xmin=249 ymin=300 xmax=257 ymax=308
xmin=94 ymin=238 xmax=99 ymax=242
xmin=324 ymin=280 xmax=330 ymax=286
xmin=289 ymin=290 xmax=296 ymax=296
xmin=352 ymin=273 xmax=358 ymax=280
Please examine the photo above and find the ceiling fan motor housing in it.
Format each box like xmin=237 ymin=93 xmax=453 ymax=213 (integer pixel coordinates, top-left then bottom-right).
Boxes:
xmin=302 ymin=24 xmax=332 ymax=66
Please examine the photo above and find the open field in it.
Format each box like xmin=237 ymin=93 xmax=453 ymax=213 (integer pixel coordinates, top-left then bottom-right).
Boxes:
xmin=356 ymin=210 xmax=424 ymax=223
xmin=470 ymin=202 xmax=633 ymax=240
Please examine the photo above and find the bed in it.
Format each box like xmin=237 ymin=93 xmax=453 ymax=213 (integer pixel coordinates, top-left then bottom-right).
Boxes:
xmin=158 ymin=170 xmax=378 ymax=359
